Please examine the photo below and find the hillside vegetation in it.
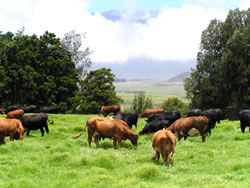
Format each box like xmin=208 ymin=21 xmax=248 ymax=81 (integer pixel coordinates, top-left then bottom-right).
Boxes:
xmin=0 ymin=114 xmax=249 ymax=187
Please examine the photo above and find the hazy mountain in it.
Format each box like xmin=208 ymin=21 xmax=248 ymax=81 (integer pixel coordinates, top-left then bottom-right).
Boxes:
xmin=90 ymin=58 xmax=196 ymax=81
xmin=167 ymin=72 xmax=191 ymax=82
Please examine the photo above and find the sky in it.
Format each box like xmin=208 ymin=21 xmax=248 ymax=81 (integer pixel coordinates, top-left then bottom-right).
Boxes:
xmin=0 ymin=0 xmax=250 ymax=65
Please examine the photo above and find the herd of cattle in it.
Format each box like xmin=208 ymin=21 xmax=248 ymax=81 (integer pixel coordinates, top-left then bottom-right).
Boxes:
xmin=0 ymin=105 xmax=249 ymax=167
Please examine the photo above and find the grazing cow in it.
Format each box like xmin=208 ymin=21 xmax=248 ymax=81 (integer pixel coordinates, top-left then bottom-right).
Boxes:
xmin=112 ymin=110 xmax=138 ymax=128
xmin=139 ymin=111 xmax=181 ymax=135
xmin=201 ymin=109 xmax=217 ymax=133
xmin=72 ymin=117 xmax=139 ymax=148
xmin=6 ymin=109 xmax=24 ymax=119
xmin=99 ymin=105 xmax=120 ymax=117
xmin=167 ymin=116 xmax=209 ymax=142
xmin=186 ymin=109 xmax=202 ymax=117
xmin=0 ymin=118 xmax=25 ymax=144
xmin=38 ymin=106 xmax=58 ymax=113
xmin=0 ymin=108 xmax=5 ymax=115
xmin=6 ymin=105 xmax=19 ymax=113
xmin=152 ymin=129 xmax=176 ymax=167
xmin=19 ymin=105 xmax=37 ymax=113
xmin=212 ymin=108 xmax=223 ymax=123
xmin=239 ymin=110 xmax=250 ymax=133
xmin=139 ymin=108 xmax=165 ymax=118
xmin=20 ymin=113 xmax=54 ymax=136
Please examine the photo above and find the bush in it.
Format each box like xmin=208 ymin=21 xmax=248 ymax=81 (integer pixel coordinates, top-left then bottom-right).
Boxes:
xmin=132 ymin=91 xmax=153 ymax=114
xmin=161 ymin=97 xmax=188 ymax=116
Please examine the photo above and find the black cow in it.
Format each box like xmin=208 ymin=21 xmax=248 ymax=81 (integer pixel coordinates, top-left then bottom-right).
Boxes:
xmin=186 ymin=109 xmax=202 ymax=117
xmin=38 ymin=106 xmax=58 ymax=113
xmin=139 ymin=110 xmax=181 ymax=135
xmin=239 ymin=110 xmax=250 ymax=133
xmin=112 ymin=110 xmax=138 ymax=128
xmin=20 ymin=113 xmax=54 ymax=136
xmin=19 ymin=105 xmax=37 ymax=113
xmin=6 ymin=105 xmax=19 ymax=113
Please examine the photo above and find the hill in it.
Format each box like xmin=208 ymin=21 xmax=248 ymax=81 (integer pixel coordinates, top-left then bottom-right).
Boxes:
xmin=167 ymin=72 xmax=191 ymax=82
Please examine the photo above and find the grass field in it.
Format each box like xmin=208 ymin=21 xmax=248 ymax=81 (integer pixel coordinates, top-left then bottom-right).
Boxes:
xmin=114 ymin=81 xmax=188 ymax=110
xmin=0 ymin=114 xmax=249 ymax=188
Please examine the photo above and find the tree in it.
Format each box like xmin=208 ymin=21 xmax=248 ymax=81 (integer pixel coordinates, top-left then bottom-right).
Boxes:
xmin=71 ymin=68 xmax=122 ymax=114
xmin=0 ymin=31 xmax=78 ymax=108
xmin=61 ymin=30 xmax=92 ymax=77
xmin=132 ymin=91 xmax=152 ymax=114
xmin=184 ymin=8 xmax=250 ymax=109
xmin=161 ymin=97 xmax=188 ymax=116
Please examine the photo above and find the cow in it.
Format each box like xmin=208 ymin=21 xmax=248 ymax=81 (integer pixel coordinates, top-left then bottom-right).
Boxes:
xmin=6 ymin=109 xmax=24 ymax=119
xmin=239 ymin=110 xmax=250 ymax=133
xmin=201 ymin=109 xmax=217 ymax=133
xmin=112 ymin=110 xmax=138 ymax=128
xmin=186 ymin=109 xmax=202 ymax=117
xmin=152 ymin=129 xmax=176 ymax=168
xmin=19 ymin=105 xmax=37 ymax=113
xmin=72 ymin=117 xmax=139 ymax=148
xmin=20 ymin=113 xmax=54 ymax=136
xmin=0 ymin=118 xmax=25 ymax=144
xmin=167 ymin=116 xmax=209 ymax=142
xmin=0 ymin=108 xmax=5 ymax=115
xmin=139 ymin=110 xmax=181 ymax=135
xmin=139 ymin=108 xmax=165 ymax=118
xmin=212 ymin=108 xmax=223 ymax=123
xmin=99 ymin=105 xmax=120 ymax=117
xmin=38 ymin=106 xmax=58 ymax=113
xmin=6 ymin=105 xmax=19 ymax=113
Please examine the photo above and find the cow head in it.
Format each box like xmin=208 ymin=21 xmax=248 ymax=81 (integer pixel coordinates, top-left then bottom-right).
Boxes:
xmin=130 ymin=134 xmax=139 ymax=146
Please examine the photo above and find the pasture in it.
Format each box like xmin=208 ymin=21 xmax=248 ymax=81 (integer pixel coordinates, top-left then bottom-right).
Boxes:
xmin=0 ymin=114 xmax=249 ymax=188
xmin=114 ymin=81 xmax=188 ymax=109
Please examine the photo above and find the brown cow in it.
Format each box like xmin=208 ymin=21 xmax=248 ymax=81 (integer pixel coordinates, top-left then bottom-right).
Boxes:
xmin=167 ymin=116 xmax=209 ymax=142
xmin=72 ymin=117 xmax=139 ymax=148
xmin=6 ymin=109 xmax=24 ymax=119
xmin=139 ymin=108 xmax=165 ymax=118
xmin=0 ymin=108 xmax=5 ymax=115
xmin=152 ymin=129 xmax=176 ymax=167
xmin=99 ymin=105 xmax=120 ymax=117
xmin=0 ymin=118 xmax=25 ymax=144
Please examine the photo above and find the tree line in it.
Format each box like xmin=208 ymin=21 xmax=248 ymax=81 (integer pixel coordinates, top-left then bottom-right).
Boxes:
xmin=184 ymin=8 xmax=250 ymax=110
xmin=0 ymin=30 xmax=121 ymax=113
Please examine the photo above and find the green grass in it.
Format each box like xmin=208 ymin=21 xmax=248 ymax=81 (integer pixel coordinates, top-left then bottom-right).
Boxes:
xmin=0 ymin=114 xmax=249 ymax=188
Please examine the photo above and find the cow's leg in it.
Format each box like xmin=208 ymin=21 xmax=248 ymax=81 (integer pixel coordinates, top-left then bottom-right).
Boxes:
xmin=40 ymin=128 xmax=45 ymax=136
xmin=113 ymin=138 xmax=117 ymax=149
xmin=94 ymin=136 xmax=100 ymax=148
xmin=155 ymin=151 xmax=160 ymax=162
xmin=177 ymin=132 xmax=182 ymax=141
xmin=9 ymin=132 xmax=14 ymax=141
xmin=161 ymin=152 xmax=167 ymax=166
xmin=27 ymin=130 xmax=30 ymax=136
xmin=44 ymin=125 xmax=49 ymax=134
xmin=0 ymin=136 xmax=5 ymax=144
xmin=167 ymin=153 xmax=173 ymax=168
xmin=117 ymin=138 xmax=123 ymax=148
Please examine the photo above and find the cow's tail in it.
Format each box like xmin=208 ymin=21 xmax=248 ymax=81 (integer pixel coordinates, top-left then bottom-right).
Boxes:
xmin=71 ymin=126 xmax=87 ymax=139
xmin=165 ymin=130 xmax=176 ymax=145
xmin=47 ymin=118 xmax=54 ymax=125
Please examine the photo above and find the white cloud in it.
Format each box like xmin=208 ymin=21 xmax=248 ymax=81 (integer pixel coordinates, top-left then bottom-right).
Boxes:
xmin=0 ymin=0 xmax=247 ymax=64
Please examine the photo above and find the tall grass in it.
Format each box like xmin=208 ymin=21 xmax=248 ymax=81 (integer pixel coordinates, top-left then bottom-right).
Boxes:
xmin=0 ymin=114 xmax=249 ymax=188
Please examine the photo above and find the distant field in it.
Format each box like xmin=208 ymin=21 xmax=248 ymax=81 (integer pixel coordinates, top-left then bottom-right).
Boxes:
xmin=0 ymin=114 xmax=249 ymax=187
xmin=114 ymin=81 xmax=188 ymax=109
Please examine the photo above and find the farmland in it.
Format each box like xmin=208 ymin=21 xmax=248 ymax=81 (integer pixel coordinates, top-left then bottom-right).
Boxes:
xmin=0 ymin=114 xmax=249 ymax=188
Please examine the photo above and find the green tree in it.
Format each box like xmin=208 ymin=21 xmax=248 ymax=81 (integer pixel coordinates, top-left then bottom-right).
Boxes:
xmin=184 ymin=8 xmax=250 ymax=109
xmin=161 ymin=97 xmax=188 ymax=117
xmin=71 ymin=68 xmax=122 ymax=114
xmin=132 ymin=91 xmax=152 ymax=114
xmin=0 ymin=31 xmax=78 ymax=108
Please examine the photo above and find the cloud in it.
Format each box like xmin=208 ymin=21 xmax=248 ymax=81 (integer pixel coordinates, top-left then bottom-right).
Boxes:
xmin=0 ymin=0 xmax=247 ymax=64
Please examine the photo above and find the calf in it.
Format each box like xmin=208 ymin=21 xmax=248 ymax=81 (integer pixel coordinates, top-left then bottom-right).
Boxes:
xmin=6 ymin=109 xmax=24 ymax=119
xmin=239 ymin=110 xmax=250 ymax=133
xmin=20 ymin=113 xmax=54 ymax=136
xmin=0 ymin=118 xmax=25 ymax=144
xmin=167 ymin=116 xmax=209 ymax=142
xmin=72 ymin=117 xmax=139 ymax=148
xmin=152 ymin=129 xmax=176 ymax=168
